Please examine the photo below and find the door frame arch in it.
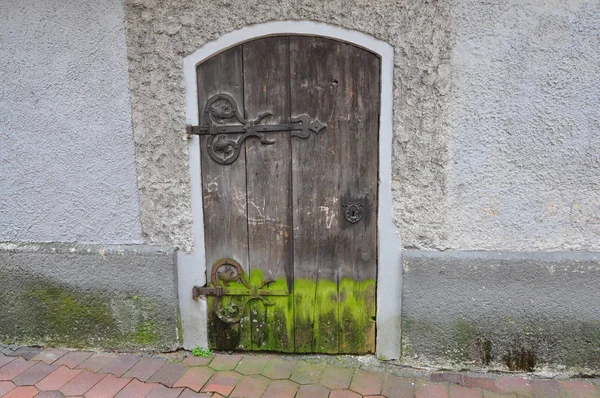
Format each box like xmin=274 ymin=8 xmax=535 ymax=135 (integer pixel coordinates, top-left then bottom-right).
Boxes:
xmin=178 ymin=21 xmax=402 ymax=360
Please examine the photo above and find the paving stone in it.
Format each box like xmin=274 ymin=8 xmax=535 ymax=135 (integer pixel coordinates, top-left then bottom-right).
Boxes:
xmin=329 ymin=389 xmax=362 ymax=398
xmin=320 ymin=366 xmax=355 ymax=390
xmin=0 ymin=381 xmax=16 ymax=396
xmin=416 ymin=379 xmax=450 ymax=398
xmin=201 ymin=370 xmax=242 ymax=396
xmin=229 ymin=374 xmax=269 ymax=398
xmin=183 ymin=356 xmax=212 ymax=367
xmin=178 ymin=390 xmax=213 ymax=397
xmin=54 ymin=352 xmax=94 ymax=369
xmin=60 ymin=371 xmax=106 ymax=396
xmin=431 ymin=373 xmax=464 ymax=385
xmin=0 ymin=354 xmax=16 ymax=368
xmin=349 ymin=369 xmax=385 ymax=395
xmin=36 ymin=391 xmax=65 ymax=398
xmin=114 ymin=378 xmax=158 ymax=398
xmin=463 ymin=375 xmax=498 ymax=392
xmin=98 ymin=354 xmax=140 ymax=377
xmin=30 ymin=349 xmax=68 ymax=365
xmin=262 ymin=379 xmax=300 ymax=398
xmin=3 ymin=385 xmax=39 ymax=398
xmin=36 ymin=366 xmax=81 ymax=391
xmin=208 ymin=354 xmax=243 ymax=371
xmin=495 ymin=377 xmax=532 ymax=397
xmin=559 ymin=380 xmax=599 ymax=398
xmin=261 ymin=357 xmax=297 ymax=380
xmin=0 ymin=358 xmax=36 ymax=381
xmin=289 ymin=361 xmax=325 ymax=385
xmin=12 ymin=362 xmax=59 ymax=386
xmin=295 ymin=384 xmax=330 ymax=398
xmin=482 ymin=391 xmax=518 ymax=398
xmin=12 ymin=347 xmax=43 ymax=360
xmin=75 ymin=353 xmax=118 ymax=373
xmin=122 ymin=358 xmax=165 ymax=381
xmin=146 ymin=383 xmax=185 ymax=398
xmin=234 ymin=356 xmax=270 ymax=375
xmin=147 ymin=362 xmax=187 ymax=387
xmin=449 ymin=384 xmax=483 ymax=397
xmin=173 ymin=366 xmax=214 ymax=392
xmin=84 ymin=374 xmax=131 ymax=398
xmin=382 ymin=375 xmax=416 ymax=398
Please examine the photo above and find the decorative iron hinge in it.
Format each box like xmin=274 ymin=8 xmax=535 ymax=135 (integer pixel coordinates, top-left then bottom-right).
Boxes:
xmin=186 ymin=93 xmax=326 ymax=165
xmin=192 ymin=258 xmax=288 ymax=323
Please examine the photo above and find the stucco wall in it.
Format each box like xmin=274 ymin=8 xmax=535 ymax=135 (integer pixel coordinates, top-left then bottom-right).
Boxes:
xmin=123 ymin=0 xmax=455 ymax=251
xmin=447 ymin=0 xmax=600 ymax=251
xmin=0 ymin=0 xmax=142 ymax=244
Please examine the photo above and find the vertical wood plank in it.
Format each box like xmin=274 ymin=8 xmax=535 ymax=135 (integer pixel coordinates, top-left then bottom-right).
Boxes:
xmin=290 ymin=37 xmax=343 ymax=353
xmin=197 ymin=45 xmax=251 ymax=350
xmin=243 ymin=37 xmax=294 ymax=352
xmin=336 ymin=45 xmax=379 ymax=353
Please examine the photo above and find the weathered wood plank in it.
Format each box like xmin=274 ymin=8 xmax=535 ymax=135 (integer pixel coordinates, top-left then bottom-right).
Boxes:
xmin=290 ymin=37 xmax=344 ymax=353
xmin=335 ymin=44 xmax=379 ymax=353
xmin=243 ymin=37 xmax=294 ymax=352
xmin=197 ymin=45 xmax=251 ymax=350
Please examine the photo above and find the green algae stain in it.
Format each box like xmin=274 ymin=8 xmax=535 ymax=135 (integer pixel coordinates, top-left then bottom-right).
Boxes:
xmin=206 ymin=266 xmax=375 ymax=354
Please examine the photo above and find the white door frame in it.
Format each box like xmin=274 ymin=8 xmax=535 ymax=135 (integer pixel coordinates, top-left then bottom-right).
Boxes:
xmin=177 ymin=20 xmax=402 ymax=360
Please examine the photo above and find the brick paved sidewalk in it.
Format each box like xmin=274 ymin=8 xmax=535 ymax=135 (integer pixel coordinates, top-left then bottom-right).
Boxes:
xmin=0 ymin=347 xmax=598 ymax=397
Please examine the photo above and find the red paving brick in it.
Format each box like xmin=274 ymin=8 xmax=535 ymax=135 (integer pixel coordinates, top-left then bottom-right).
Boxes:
xmin=201 ymin=370 xmax=242 ymax=396
xmin=0 ymin=381 xmax=16 ymax=396
xmin=320 ymin=366 xmax=355 ymax=390
xmin=229 ymin=374 xmax=270 ymax=398
xmin=36 ymin=366 xmax=81 ymax=391
xmin=416 ymin=380 xmax=450 ymax=398
xmin=449 ymin=384 xmax=483 ymax=397
xmin=383 ymin=375 xmax=416 ymax=398
xmin=0 ymin=358 xmax=36 ymax=381
xmin=60 ymin=371 xmax=106 ymax=396
xmin=178 ymin=389 xmax=214 ymax=397
xmin=30 ymin=349 xmax=68 ymax=364
xmin=76 ymin=353 xmax=118 ymax=373
xmin=289 ymin=361 xmax=325 ymax=385
xmin=495 ymin=377 xmax=532 ymax=396
xmin=261 ymin=358 xmax=297 ymax=380
xmin=98 ymin=354 xmax=140 ymax=377
xmin=208 ymin=354 xmax=243 ymax=371
xmin=12 ymin=362 xmax=59 ymax=386
xmin=261 ymin=379 xmax=299 ymax=398
xmin=559 ymin=380 xmax=599 ymax=398
xmin=329 ymin=390 xmax=362 ymax=398
xmin=122 ymin=358 xmax=165 ymax=381
xmin=84 ymin=374 xmax=131 ymax=398
xmin=173 ymin=366 xmax=214 ymax=392
xmin=463 ymin=375 xmax=498 ymax=392
xmin=146 ymin=383 xmax=185 ymax=398
xmin=36 ymin=391 xmax=65 ymax=398
xmin=3 ymin=385 xmax=39 ymax=398
xmin=0 ymin=354 xmax=16 ymax=368
xmin=146 ymin=362 xmax=187 ymax=387
xmin=350 ymin=369 xmax=385 ymax=395
xmin=55 ymin=352 xmax=94 ymax=369
xmin=295 ymin=384 xmax=330 ymax=398
xmin=12 ymin=347 xmax=43 ymax=360
xmin=183 ymin=356 xmax=212 ymax=367
xmin=114 ymin=378 xmax=158 ymax=398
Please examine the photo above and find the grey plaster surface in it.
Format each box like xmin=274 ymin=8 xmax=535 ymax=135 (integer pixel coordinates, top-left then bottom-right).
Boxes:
xmin=447 ymin=0 xmax=600 ymax=251
xmin=402 ymin=250 xmax=600 ymax=370
xmin=123 ymin=0 xmax=455 ymax=250
xmin=0 ymin=0 xmax=142 ymax=244
xmin=0 ymin=242 xmax=179 ymax=351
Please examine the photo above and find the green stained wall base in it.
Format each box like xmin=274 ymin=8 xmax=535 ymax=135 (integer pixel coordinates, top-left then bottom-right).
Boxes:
xmin=208 ymin=269 xmax=375 ymax=354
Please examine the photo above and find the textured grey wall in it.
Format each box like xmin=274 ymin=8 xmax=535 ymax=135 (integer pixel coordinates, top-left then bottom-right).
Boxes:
xmin=0 ymin=0 xmax=142 ymax=244
xmin=447 ymin=0 xmax=600 ymax=251
xmin=123 ymin=0 xmax=455 ymax=250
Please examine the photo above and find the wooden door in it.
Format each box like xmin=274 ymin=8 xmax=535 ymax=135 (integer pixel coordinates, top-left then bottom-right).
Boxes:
xmin=196 ymin=36 xmax=380 ymax=354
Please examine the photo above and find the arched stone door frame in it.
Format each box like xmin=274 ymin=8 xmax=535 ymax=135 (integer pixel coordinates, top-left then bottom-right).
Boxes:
xmin=178 ymin=21 xmax=402 ymax=360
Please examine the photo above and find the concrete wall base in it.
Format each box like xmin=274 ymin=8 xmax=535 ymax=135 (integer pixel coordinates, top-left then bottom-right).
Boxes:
xmin=402 ymin=250 xmax=600 ymax=371
xmin=0 ymin=243 xmax=180 ymax=351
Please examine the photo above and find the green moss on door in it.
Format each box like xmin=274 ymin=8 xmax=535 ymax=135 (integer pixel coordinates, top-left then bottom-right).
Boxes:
xmin=207 ymin=268 xmax=375 ymax=353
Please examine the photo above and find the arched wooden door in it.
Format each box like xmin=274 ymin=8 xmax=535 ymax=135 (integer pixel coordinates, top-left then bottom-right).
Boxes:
xmin=193 ymin=36 xmax=380 ymax=354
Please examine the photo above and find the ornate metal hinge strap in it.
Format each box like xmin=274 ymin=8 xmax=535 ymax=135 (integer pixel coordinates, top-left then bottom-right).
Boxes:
xmin=186 ymin=93 xmax=326 ymax=165
xmin=192 ymin=258 xmax=288 ymax=323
